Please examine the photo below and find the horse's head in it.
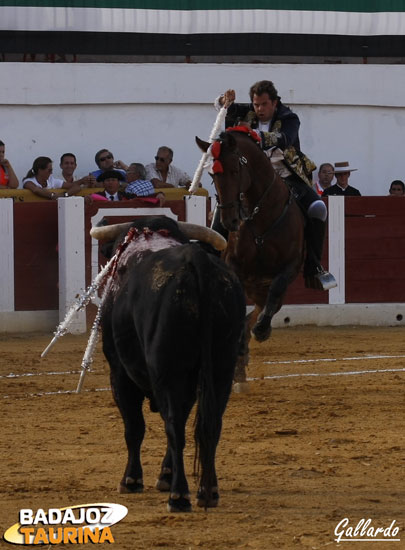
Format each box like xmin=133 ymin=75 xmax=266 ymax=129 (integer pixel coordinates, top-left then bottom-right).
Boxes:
xmin=196 ymin=132 xmax=252 ymax=232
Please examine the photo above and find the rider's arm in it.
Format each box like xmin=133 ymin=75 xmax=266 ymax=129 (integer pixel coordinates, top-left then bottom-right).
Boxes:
xmin=260 ymin=113 xmax=300 ymax=151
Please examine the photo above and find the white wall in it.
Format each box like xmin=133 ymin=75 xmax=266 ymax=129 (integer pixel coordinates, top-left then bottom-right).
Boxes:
xmin=1 ymin=62 xmax=405 ymax=196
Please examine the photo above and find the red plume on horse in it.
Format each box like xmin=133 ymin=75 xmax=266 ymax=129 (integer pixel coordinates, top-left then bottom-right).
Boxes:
xmin=196 ymin=125 xmax=336 ymax=384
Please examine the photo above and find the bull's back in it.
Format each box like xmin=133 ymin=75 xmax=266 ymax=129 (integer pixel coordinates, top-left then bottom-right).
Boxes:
xmin=111 ymin=244 xmax=245 ymax=373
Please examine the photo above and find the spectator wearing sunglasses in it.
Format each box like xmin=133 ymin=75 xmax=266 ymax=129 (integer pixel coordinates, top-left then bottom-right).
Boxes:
xmin=91 ymin=149 xmax=127 ymax=182
xmin=145 ymin=146 xmax=191 ymax=189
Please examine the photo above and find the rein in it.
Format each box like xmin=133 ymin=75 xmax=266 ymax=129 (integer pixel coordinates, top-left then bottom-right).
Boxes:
xmin=252 ymin=188 xmax=293 ymax=246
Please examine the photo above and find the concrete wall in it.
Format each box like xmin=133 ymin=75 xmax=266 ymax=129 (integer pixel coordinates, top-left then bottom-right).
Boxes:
xmin=1 ymin=63 xmax=405 ymax=196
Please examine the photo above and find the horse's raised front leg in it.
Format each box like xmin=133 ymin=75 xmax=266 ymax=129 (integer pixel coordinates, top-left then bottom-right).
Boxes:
xmin=251 ymin=268 xmax=295 ymax=342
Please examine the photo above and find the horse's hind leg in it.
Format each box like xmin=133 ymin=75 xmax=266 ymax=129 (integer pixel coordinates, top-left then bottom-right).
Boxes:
xmin=234 ymin=308 xmax=257 ymax=384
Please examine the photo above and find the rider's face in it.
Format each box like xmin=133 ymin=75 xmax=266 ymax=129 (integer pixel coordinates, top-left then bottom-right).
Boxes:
xmin=252 ymin=93 xmax=278 ymax=122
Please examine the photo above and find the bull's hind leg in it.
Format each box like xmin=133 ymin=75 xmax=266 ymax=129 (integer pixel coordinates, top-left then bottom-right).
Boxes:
xmin=156 ymin=395 xmax=196 ymax=494
xmin=109 ymin=366 xmax=145 ymax=494
xmin=197 ymin=352 xmax=235 ymax=507
xmin=155 ymin=447 xmax=172 ymax=492
xmin=159 ymin=391 xmax=196 ymax=512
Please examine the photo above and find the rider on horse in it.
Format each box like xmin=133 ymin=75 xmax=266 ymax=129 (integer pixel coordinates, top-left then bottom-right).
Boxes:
xmin=214 ymin=80 xmax=336 ymax=291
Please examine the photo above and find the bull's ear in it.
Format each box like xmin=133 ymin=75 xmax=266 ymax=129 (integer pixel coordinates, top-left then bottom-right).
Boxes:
xmin=195 ymin=136 xmax=210 ymax=153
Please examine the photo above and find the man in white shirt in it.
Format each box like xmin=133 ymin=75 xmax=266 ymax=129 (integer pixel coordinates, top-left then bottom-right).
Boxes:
xmin=145 ymin=146 xmax=191 ymax=189
xmin=58 ymin=153 xmax=96 ymax=188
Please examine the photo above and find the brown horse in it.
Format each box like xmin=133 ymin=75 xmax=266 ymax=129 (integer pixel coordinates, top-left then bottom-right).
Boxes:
xmin=196 ymin=127 xmax=305 ymax=382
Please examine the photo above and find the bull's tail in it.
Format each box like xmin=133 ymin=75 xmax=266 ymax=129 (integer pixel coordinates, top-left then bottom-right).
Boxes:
xmin=191 ymin=247 xmax=222 ymax=509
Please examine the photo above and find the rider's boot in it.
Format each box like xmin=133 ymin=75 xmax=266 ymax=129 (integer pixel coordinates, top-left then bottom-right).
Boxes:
xmin=304 ymin=218 xmax=337 ymax=291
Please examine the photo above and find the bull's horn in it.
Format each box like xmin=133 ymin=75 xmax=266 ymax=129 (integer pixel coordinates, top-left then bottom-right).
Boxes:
xmin=177 ymin=222 xmax=227 ymax=251
xmin=90 ymin=220 xmax=227 ymax=251
xmin=90 ymin=222 xmax=132 ymax=241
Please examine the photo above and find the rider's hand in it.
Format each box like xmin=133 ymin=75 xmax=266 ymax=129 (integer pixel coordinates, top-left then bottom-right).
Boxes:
xmin=221 ymin=89 xmax=235 ymax=108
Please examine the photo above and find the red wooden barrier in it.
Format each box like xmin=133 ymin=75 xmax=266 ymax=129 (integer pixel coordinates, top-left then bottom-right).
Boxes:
xmin=10 ymin=197 xmax=405 ymax=313
xmin=345 ymin=197 xmax=405 ymax=303
xmin=14 ymin=202 xmax=59 ymax=311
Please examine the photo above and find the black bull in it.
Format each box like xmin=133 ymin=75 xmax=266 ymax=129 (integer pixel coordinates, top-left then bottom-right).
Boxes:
xmin=99 ymin=217 xmax=245 ymax=512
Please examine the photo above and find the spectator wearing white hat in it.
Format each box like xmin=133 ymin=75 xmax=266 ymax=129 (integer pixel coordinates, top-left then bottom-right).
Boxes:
xmin=322 ymin=161 xmax=361 ymax=196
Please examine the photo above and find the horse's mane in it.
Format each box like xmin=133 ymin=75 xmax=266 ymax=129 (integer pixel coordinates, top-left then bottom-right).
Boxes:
xmin=226 ymin=125 xmax=261 ymax=143
xmin=218 ymin=131 xmax=236 ymax=148
xmin=218 ymin=127 xmax=262 ymax=151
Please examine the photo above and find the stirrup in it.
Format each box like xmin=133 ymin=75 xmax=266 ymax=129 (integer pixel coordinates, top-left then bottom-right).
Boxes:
xmin=305 ymin=268 xmax=337 ymax=291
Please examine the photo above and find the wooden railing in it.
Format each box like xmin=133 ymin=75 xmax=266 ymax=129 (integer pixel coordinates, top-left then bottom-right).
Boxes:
xmin=1 ymin=194 xmax=404 ymax=332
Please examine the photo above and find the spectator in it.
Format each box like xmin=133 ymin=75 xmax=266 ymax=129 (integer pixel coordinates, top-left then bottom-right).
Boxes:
xmin=125 ymin=163 xmax=155 ymax=196
xmin=23 ymin=156 xmax=81 ymax=200
xmin=94 ymin=170 xmax=126 ymax=201
xmin=91 ymin=149 xmax=126 ymax=181
xmin=59 ymin=153 xmax=97 ymax=188
xmin=389 ymin=180 xmax=405 ymax=196
xmin=145 ymin=146 xmax=191 ymax=189
xmin=0 ymin=140 xmax=19 ymax=188
xmin=124 ymin=163 xmax=165 ymax=206
xmin=322 ymin=161 xmax=361 ymax=196
xmin=313 ymin=163 xmax=334 ymax=196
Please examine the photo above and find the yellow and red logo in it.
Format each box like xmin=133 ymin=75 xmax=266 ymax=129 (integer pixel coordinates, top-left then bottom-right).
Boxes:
xmin=3 ymin=503 xmax=128 ymax=545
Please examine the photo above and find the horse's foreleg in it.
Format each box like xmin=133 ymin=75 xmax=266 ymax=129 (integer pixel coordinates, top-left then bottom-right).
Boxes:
xmin=251 ymin=272 xmax=292 ymax=342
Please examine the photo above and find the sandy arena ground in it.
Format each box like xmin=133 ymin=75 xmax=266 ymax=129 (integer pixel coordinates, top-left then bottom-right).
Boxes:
xmin=1 ymin=326 xmax=404 ymax=549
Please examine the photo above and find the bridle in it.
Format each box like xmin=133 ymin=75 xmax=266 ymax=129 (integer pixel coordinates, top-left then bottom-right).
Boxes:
xmin=216 ymin=152 xmax=277 ymax=222
xmin=213 ymin=139 xmax=292 ymax=245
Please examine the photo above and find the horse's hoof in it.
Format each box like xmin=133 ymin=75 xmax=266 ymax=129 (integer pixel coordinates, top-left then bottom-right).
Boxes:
xmin=251 ymin=317 xmax=272 ymax=342
xmin=156 ymin=467 xmax=172 ymax=492
xmin=197 ymin=487 xmax=219 ymax=508
xmin=233 ymin=381 xmax=250 ymax=393
xmin=118 ymin=477 xmax=144 ymax=494
xmin=156 ymin=478 xmax=171 ymax=492
xmin=167 ymin=493 xmax=192 ymax=513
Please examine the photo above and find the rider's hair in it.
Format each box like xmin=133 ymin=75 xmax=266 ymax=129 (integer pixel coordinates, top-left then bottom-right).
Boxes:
xmin=249 ymin=80 xmax=278 ymax=101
